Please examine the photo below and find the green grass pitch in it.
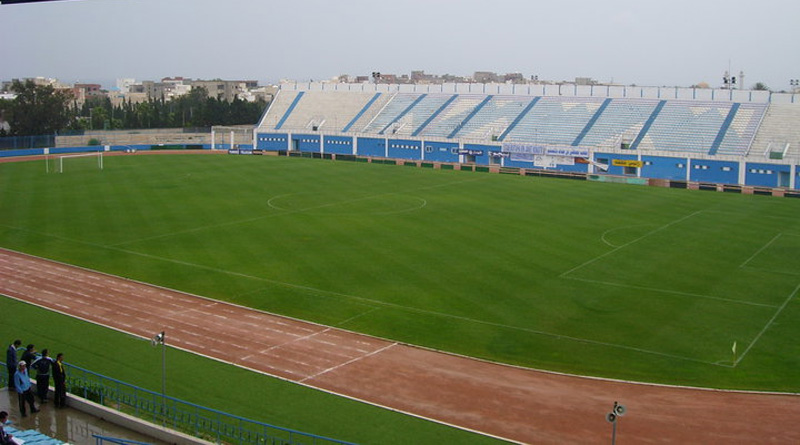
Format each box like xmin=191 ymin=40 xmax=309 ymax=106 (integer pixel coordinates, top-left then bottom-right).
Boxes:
xmin=2 ymin=153 xmax=799 ymax=396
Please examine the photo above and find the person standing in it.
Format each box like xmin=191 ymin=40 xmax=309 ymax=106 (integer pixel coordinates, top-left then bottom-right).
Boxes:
xmin=5 ymin=340 xmax=21 ymax=392
xmin=52 ymin=353 xmax=67 ymax=408
xmin=20 ymin=345 xmax=36 ymax=369
xmin=13 ymin=361 xmax=38 ymax=417
xmin=31 ymin=349 xmax=53 ymax=403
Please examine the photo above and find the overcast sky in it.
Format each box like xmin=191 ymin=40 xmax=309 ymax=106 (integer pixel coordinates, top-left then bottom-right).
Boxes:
xmin=1 ymin=0 xmax=798 ymax=90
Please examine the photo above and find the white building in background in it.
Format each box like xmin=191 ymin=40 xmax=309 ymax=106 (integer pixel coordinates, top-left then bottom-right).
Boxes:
xmin=162 ymin=77 xmax=193 ymax=101
xmin=239 ymin=85 xmax=277 ymax=103
xmin=116 ymin=78 xmax=136 ymax=94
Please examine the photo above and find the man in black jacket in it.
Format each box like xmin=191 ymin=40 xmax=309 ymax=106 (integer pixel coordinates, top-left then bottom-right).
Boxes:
xmin=31 ymin=349 xmax=53 ymax=403
xmin=20 ymin=345 xmax=36 ymax=369
xmin=5 ymin=340 xmax=21 ymax=392
xmin=52 ymin=353 xmax=67 ymax=408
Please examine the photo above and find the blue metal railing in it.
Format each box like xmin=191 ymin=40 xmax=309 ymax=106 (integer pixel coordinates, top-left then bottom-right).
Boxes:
xmin=2 ymin=361 xmax=355 ymax=445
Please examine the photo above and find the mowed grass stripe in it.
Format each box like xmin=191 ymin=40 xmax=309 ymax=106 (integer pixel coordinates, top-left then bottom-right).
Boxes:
xmin=1 ymin=154 xmax=799 ymax=391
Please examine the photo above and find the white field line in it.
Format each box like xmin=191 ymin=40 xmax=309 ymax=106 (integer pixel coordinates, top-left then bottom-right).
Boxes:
xmin=740 ymin=233 xmax=783 ymax=268
xmin=333 ymin=307 xmax=382 ymax=328
xmin=701 ymin=209 xmax=800 ymax=222
xmin=2 ymin=237 xmax=722 ymax=366
xmin=735 ymin=283 xmax=800 ymax=366
xmin=739 ymin=233 xmax=800 ymax=276
xmin=105 ymin=247 xmax=732 ymax=365
xmin=599 ymin=224 xmax=657 ymax=248
xmin=571 ymin=219 xmax=800 ymax=367
xmin=267 ymin=192 xmax=427 ymax=215
xmin=1 ymin=204 xmax=736 ymax=367
xmin=230 ymin=283 xmax=380 ymax=313
xmin=564 ymin=276 xmax=778 ymax=309
xmin=110 ymin=176 xmax=485 ymax=248
xmin=738 ymin=267 xmax=800 ymax=277
xmin=559 ymin=210 xmax=704 ymax=278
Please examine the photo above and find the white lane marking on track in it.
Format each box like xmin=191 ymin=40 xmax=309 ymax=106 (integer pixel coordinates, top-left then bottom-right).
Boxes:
xmin=299 ymin=343 xmax=397 ymax=383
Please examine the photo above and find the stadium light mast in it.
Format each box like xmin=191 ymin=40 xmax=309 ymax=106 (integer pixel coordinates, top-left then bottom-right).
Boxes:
xmin=722 ymin=71 xmax=736 ymax=90
xmin=605 ymin=401 xmax=627 ymax=445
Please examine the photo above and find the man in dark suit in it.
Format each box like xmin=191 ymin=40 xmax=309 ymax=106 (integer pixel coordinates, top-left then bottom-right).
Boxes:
xmin=5 ymin=340 xmax=21 ymax=392
xmin=52 ymin=353 xmax=67 ymax=408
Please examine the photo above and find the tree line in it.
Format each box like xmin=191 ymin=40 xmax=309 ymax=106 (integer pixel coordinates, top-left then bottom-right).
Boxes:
xmin=0 ymin=79 xmax=269 ymax=137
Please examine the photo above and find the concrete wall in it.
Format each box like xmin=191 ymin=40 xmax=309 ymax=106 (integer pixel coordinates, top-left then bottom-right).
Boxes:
xmin=56 ymin=129 xmax=212 ymax=148
xmin=68 ymin=396 xmax=213 ymax=445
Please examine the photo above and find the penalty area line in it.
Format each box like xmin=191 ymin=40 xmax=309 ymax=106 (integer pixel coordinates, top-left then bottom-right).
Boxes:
xmin=563 ymin=276 xmax=778 ymax=309
xmin=560 ymin=210 xmax=703 ymax=278
xmin=739 ymin=233 xmax=783 ymax=269
xmin=734 ymin=282 xmax=800 ymax=367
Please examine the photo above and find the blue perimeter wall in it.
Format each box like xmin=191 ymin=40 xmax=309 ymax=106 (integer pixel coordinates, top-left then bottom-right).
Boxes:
xmin=255 ymin=131 xmax=798 ymax=189
xmin=2 ymin=136 xmax=796 ymax=190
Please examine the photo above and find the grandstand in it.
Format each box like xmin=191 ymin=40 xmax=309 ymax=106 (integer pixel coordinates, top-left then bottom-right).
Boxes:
xmin=256 ymin=83 xmax=800 ymax=191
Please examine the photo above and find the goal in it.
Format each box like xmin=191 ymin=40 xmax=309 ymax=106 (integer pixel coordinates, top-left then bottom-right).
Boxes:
xmin=211 ymin=126 xmax=254 ymax=151
xmin=49 ymin=151 xmax=104 ymax=173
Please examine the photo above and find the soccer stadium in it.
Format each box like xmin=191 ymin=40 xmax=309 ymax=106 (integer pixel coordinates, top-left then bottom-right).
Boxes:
xmin=2 ymin=80 xmax=800 ymax=444
xmin=254 ymin=82 xmax=800 ymax=192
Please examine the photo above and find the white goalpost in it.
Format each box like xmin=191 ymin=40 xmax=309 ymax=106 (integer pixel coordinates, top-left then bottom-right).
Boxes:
xmin=211 ymin=126 xmax=255 ymax=151
xmin=51 ymin=151 xmax=104 ymax=173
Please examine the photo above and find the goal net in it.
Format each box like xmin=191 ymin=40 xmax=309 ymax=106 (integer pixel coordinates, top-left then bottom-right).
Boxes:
xmin=211 ymin=126 xmax=254 ymax=151
xmin=49 ymin=151 xmax=104 ymax=173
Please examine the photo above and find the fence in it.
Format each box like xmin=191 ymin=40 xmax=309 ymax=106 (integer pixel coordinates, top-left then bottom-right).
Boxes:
xmin=1 ymin=361 xmax=354 ymax=445
xmin=0 ymin=128 xmax=219 ymax=150
xmin=0 ymin=134 xmax=56 ymax=150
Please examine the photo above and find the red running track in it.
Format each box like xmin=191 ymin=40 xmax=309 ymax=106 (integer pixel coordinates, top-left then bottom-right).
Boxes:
xmin=1 ymin=248 xmax=799 ymax=444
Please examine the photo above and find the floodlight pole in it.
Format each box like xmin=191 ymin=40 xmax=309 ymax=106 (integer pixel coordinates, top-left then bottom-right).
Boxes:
xmin=152 ymin=330 xmax=166 ymax=422
xmin=161 ymin=331 xmax=166 ymax=401
xmin=606 ymin=401 xmax=626 ymax=445
xmin=611 ymin=418 xmax=617 ymax=445
xmin=160 ymin=331 xmax=166 ymax=410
